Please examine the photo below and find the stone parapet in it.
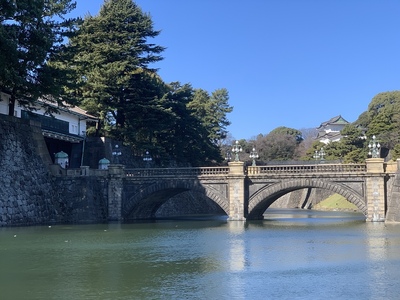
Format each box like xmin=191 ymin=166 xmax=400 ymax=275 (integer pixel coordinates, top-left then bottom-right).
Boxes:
xmin=384 ymin=160 xmax=398 ymax=173
xmin=366 ymin=158 xmax=384 ymax=173
xmin=228 ymin=161 xmax=245 ymax=175
xmin=108 ymin=164 xmax=125 ymax=177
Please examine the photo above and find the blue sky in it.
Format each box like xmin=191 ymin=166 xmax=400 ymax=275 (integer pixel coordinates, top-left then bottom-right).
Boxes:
xmin=71 ymin=0 xmax=400 ymax=140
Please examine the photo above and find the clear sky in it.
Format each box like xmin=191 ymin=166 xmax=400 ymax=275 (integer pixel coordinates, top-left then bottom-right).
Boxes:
xmin=71 ymin=0 xmax=400 ymax=140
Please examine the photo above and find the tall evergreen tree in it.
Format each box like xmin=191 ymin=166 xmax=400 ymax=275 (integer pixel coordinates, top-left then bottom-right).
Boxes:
xmin=64 ymin=0 xmax=164 ymax=134
xmin=0 ymin=0 xmax=78 ymax=115
xmin=357 ymin=91 xmax=400 ymax=149
xmin=320 ymin=125 xmax=366 ymax=163
xmin=120 ymin=69 xmax=173 ymax=152
xmin=156 ymin=82 xmax=222 ymax=166
xmin=54 ymin=0 xmax=230 ymax=165
xmin=188 ymin=88 xmax=233 ymax=145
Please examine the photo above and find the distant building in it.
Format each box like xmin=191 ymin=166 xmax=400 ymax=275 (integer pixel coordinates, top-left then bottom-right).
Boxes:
xmin=316 ymin=115 xmax=349 ymax=144
xmin=0 ymin=92 xmax=98 ymax=167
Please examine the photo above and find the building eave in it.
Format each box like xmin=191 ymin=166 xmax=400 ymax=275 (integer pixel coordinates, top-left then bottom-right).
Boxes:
xmin=42 ymin=129 xmax=84 ymax=143
xmin=35 ymin=99 xmax=99 ymax=122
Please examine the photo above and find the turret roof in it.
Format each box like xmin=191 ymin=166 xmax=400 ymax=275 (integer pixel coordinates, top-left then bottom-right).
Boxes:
xmin=317 ymin=115 xmax=349 ymax=129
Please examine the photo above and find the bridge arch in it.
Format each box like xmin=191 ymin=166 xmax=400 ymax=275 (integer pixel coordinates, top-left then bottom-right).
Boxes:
xmin=247 ymin=178 xmax=367 ymax=220
xmin=123 ymin=179 xmax=229 ymax=220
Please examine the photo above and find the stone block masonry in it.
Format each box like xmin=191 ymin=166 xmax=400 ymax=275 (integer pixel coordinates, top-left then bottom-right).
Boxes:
xmin=2 ymin=113 xmax=400 ymax=225
xmin=0 ymin=115 xmax=107 ymax=226
xmin=0 ymin=115 xmax=54 ymax=226
xmin=385 ymin=159 xmax=400 ymax=222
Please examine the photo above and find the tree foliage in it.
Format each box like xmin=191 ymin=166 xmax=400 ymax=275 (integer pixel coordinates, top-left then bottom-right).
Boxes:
xmin=356 ymin=91 xmax=400 ymax=149
xmin=187 ymin=88 xmax=233 ymax=146
xmin=60 ymin=0 xmax=164 ymax=130
xmin=0 ymin=0 xmax=78 ymax=115
xmin=107 ymin=69 xmax=171 ymax=145
xmin=2 ymin=0 xmax=233 ymax=166
xmin=252 ymin=126 xmax=303 ymax=162
xmin=242 ymin=92 xmax=400 ymax=164
xmin=331 ymin=124 xmax=366 ymax=162
xmin=155 ymin=82 xmax=222 ymax=166
xmin=302 ymin=124 xmax=367 ymax=163
xmin=392 ymin=144 xmax=400 ymax=161
xmin=298 ymin=91 xmax=400 ymax=163
xmin=54 ymin=0 xmax=232 ymax=166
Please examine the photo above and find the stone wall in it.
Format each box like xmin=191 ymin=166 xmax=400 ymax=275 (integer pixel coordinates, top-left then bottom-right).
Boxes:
xmin=2 ymin=113 xmax=399 ymax=225
xmin=0 ymin=115 xmax=53 ymax=226
xmin=386 ymin=162 xmax=400 ymax=222
xmin=270 ymin=189 xmax=334 ymax=209
xmin=0 ymin=115 xmax=107 ymax=226
xmin=52 ymin=177 xmax=108 ymax=224
xmin=156 ymin=191 xmax=224 ymax=217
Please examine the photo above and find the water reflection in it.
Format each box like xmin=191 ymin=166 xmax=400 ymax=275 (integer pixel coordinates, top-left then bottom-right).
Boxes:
xmin=365 ymin=223 xmax=392 ymax=299
xmin=227 ymin=221 xmax=246 ymax=272
xmin=1 ymin=210 xmax=400 ymax=299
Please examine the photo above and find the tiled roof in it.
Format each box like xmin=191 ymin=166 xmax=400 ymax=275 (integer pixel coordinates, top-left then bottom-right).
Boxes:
xmin=317 ymin=115 xmax=349 ymax=129
xmin=316 ymin=131 xmax=342 ymax=139
xmin=36 ymin=98 xmax=98 ymax=121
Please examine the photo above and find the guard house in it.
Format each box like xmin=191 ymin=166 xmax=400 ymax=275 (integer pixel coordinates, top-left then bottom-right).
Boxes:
xmin=55 ymin=151 xmax=69 ymax=169
xmin=316 ymin=115 xmax=349 ymax=144
xmin=0 ymin=92 xmax=98 ymax=167
xmin=98 ymin=158 xmax=110 ymax=170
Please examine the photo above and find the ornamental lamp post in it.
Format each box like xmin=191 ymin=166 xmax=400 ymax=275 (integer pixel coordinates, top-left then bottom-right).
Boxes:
xmin=232 ymin=140 xmax=243 ymax=162
xmin=225 ymin=151 xmax=232 ymax=162
xmin=249 ymin=147 xmax=259 ymax=166
xmin=143 ymin=151 xmax=152 ymax=168
xmin=112 ymin=144 xmax=122 ymax=164
xmin=313 ymin=147 xmax=325 ymax=163
xmin=313 ymin=150 xmax=320 ymax=161
xmin=319 ymin=147 xmax=325 ymax=163
xmin=368 ymin=135 xmax=381 ymax=158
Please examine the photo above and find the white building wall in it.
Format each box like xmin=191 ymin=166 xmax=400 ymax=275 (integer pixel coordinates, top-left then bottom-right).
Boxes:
xmin=321 ymin=138 xmax=331 ymax=144
xmin=0 ymin=92 xmax=10 ymax=115
xmin=0 ymin=94 xmax=89 ymax=136
xmin=79 ymin=119 xmax=87 ymax=135
xmin=326 ymin=124 xmax=345 ymax=133
xmin=25 ymin=106 xmax=85 ymax=136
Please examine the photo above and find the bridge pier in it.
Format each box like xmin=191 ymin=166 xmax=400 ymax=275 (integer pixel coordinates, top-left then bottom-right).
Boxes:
xmin=107 ymin=164 xmax=124 ymax=221
xmin=365 ymin=158 xmax=386 ymax=222
xmin=227 ymin=161 xmax=247 ymax=221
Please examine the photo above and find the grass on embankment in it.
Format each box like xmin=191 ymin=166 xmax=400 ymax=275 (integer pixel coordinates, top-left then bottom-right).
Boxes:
xmin=313 ymin=193 xmax=358 ymax=211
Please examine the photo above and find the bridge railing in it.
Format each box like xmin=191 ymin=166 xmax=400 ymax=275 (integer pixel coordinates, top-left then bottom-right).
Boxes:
xmin=125 ymin=166 xmax=230 ymax=177
xmin=60 ymin=161 xmax=394 ymax=178
xmin=248 ymin=163 xmax=367 ymax=175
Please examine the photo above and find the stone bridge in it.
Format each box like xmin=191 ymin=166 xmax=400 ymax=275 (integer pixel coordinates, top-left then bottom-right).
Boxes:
xmin=102 ymin=158 xmax=400 ymax=222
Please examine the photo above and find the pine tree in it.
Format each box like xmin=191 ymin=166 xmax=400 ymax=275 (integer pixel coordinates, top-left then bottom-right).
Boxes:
xmin=0 ymin=0 xmax=78 ymax=115
xmin=64 ymin=0 xmax=165 ymax=133
xmin=157 ymin=82 xmax=222 ymax=166
xmin=188 ymin=88 xmax=233 ymax=145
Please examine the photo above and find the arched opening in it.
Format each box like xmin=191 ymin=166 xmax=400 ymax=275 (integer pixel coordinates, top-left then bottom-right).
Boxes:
xmin=269 ymin=188 xmax=359 ymax=211
xmin=123 ymin=181 xmax=228 ymax=221
xmin=247 ymin=179 xmax=367 ymax=220
xmin=155 ymin=191 xmax=226 ymax=219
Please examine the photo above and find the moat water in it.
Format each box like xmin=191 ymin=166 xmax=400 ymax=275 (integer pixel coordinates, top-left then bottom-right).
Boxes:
xmin=1 ymin=209 xmax=400 ymax=300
